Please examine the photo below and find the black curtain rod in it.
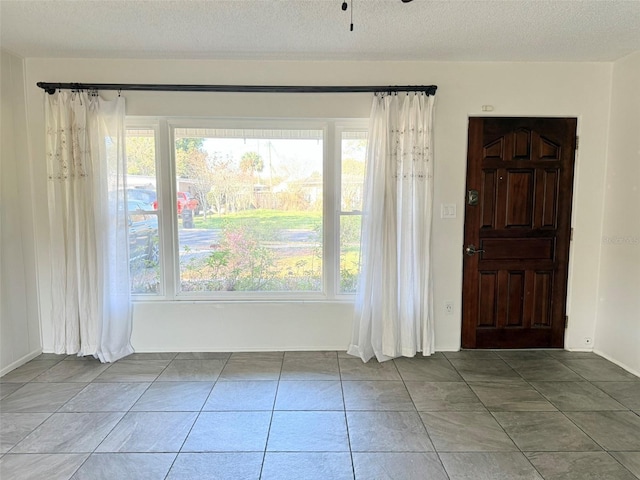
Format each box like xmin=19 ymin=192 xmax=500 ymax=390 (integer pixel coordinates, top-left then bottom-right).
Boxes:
xmin=36 ymin=82 xmax=437 ymax=96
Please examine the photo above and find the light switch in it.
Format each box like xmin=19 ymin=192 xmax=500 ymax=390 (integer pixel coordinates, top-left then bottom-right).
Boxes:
xmin=441 ymin=203 xmax=457 ymax=219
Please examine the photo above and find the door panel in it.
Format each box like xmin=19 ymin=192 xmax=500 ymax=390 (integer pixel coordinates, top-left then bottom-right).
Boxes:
xmin=480 ymin=238 xmax=554 ymax=260
xmin=462 ymin=117 xmax=577 ymax=349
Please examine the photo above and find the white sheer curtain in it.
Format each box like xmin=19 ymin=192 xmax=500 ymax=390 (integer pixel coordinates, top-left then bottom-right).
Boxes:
xmin=46 ymin=91 xmax=133 ymax=362
xmin=348 ymin=92 xmax=436 ymax=363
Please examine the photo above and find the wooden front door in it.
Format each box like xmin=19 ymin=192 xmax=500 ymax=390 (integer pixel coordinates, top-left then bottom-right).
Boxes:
xmin=462 ymin=117 xmax=577 ymax=349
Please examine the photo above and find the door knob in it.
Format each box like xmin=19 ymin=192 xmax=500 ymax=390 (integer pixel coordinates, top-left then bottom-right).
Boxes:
xmin=465 ymin=244 xmax=485 ymax=256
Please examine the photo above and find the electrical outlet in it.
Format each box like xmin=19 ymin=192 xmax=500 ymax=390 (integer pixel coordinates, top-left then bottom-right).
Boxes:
xmin=445 ymin=301 xmax=454 ymax=315
xmin=584 ymin=337 xmax=593 ymax=346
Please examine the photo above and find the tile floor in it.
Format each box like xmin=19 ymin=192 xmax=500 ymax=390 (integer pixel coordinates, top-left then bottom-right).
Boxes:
xmin=1 ymin=350 xmax=639 ymax=479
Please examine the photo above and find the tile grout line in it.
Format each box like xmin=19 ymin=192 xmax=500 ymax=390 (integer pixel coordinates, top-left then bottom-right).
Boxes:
xmin=450 ymin=353 xmax=529 ymax=475
xmin=337 ymin=352 xmax=357 ymax=480
xmin=163 ymin=353 xmax=232 ymax=479
xmin=6 ymin=355 xmax=171 ymax=478
xmin=83 ymin=356 xmax=173 ymax=466
xmin=257 ymin=352 xmax=285 ymax=480
xmin=448 ymin=352 xmax=546 ymax=478
xmin=400 ymin=355 xmax=452 ymax=479
xmin=503 ymin=358 xmax=582 ymax=476
xmin=499 ymin=354 xmax=620 ymax=477
xmin=517 ymin=356 xmax=634 ymax=456
xmin=2 ymin=351 xmax=639 ymax=479
xmin=6 ymin=357 xmax=148 ymax=459
xmin=472 ymin=352 xmax=639 ymax=479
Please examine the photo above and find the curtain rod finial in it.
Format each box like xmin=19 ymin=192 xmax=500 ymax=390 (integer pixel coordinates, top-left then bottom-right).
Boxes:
xmin=37 ymin=82 xmax=57 ymax=95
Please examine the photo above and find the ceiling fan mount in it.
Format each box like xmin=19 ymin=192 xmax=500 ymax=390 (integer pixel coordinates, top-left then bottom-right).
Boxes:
xmin=342 ymin=0 xmax=414 ymax=31
xmin=342 ymin=0 xmax=413 ymax=10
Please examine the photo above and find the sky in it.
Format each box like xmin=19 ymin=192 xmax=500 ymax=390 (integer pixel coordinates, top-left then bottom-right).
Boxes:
xmin=203 ymin=137 xmax=324 ymax=180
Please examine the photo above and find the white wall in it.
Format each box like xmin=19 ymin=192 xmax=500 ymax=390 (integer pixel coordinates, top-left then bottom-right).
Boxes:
xmin=1 ymin=50 xmax=41 ymax=374
xmin=24 ymin=59 xmax=613 ymax=356
xmin=594 ymin=51 xmax=640 ymax=375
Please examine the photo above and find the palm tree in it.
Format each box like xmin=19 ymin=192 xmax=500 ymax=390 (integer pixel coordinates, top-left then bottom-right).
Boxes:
xmin=240 ymin=151 xmax=264 ymax=176
xmin=240 ymin=152 xmax=264 ymax=208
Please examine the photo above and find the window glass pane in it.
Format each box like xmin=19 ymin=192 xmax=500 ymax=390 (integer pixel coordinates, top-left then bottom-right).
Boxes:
xmin=126 ymin=129 xmax=161 ymax=294
xmin=341 ymin=131 xmax=367 ymax=212
xmin=176 ymin=128 xmax=323 ymax=293
xmin=339 ymin=131 xmax=366 ymax=293
xmin=340 ymin=215 xmax=362 ymax=293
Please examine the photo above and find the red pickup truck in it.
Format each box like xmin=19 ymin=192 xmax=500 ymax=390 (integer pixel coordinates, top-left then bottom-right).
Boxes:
xmin=151 ymin=192 xmax=198 ymax=214
xmin=177 ymin=192 xmax=199 ymax=214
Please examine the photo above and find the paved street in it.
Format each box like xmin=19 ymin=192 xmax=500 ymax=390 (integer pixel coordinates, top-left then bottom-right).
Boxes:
xmin=178 ymin=228 xmax=221 ymax=250
xmin=177 ymin=228 xmax=319 ymax=252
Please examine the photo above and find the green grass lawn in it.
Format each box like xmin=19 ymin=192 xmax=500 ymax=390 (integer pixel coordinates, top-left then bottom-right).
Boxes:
xmin=180 ymin=208 xmax=361 ymax=292
xmin=194 ymin=209 xmax=322 ymax=230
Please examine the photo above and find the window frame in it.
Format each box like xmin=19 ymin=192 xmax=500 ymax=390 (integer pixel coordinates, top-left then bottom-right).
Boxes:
xmin=336 ymin=126 xmax=368 ymax=296
xmin=125 ymin=121 xmax=165 ymax=297
xmin=126 ymin=116 xmax=368 ymax=302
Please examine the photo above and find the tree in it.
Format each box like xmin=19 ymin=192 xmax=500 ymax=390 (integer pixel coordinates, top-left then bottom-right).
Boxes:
xmin=126 ymin=136 xmax=156 ymax=176
xmin=176 ymin=137 xmax=204 ymax=152
xmin=341 ymin=158 xmax=365 ymax=211
xmin=239 ymin=151 xmax=264 ymax=208
xmin=240 ymin=151 xmax=264 ymax=176
xmin=175 ymin=137 xmax=205 ymax=178
xmin=175 ymin=148 xmax=216 ymax=219
xmin=206 ymin=155 xmax=237 ymax=214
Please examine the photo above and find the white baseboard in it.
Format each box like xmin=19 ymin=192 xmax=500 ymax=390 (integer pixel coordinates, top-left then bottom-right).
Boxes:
xmin=593 ymin=349 xmax=640 ymax=378
xmin=130 ymin=346 xmax=350 ymax=353
xmin=0 ymin=349 xmax=43 ymax=377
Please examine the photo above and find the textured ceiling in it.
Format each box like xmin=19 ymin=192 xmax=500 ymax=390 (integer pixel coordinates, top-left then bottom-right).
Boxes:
xmin=1 ymin=0 xmax=639 ymax=62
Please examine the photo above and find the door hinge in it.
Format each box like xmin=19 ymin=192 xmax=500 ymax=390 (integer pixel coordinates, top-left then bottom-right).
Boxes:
xmin=575 ymin=136 xmax=579 ymax=150
xmin=570 ymin=228 xmax=574 ymax=241
xmin=565 ymin=315 xmax=569 ymax=328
